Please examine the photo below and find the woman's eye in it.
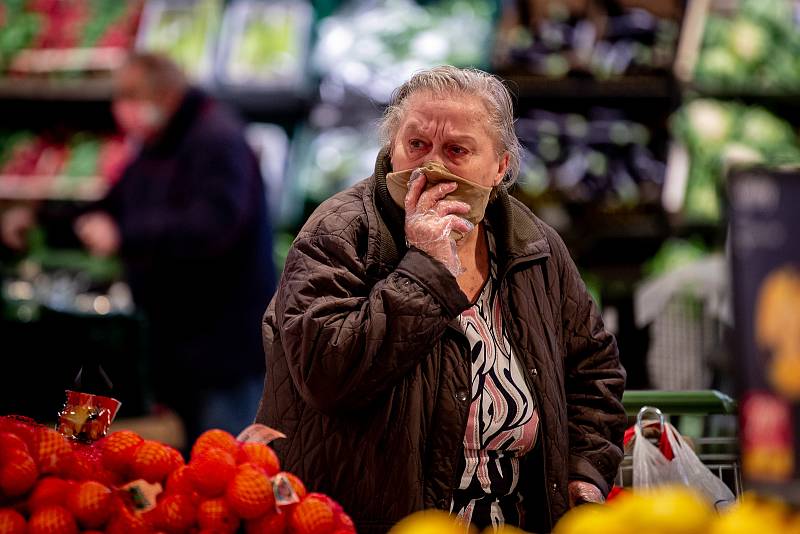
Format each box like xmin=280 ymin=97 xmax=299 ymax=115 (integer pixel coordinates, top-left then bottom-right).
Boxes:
xmin=409 ymin=139 xmax=425 ymax=150
xmin=449 ymin=145 xmax=467 ymax=156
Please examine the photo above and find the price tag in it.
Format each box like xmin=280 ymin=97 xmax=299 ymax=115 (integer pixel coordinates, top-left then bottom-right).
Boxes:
xmin=121 ymin=480 xmax=163 ymax=513
xmin=237 ymin=423 xmax=286 ymax=445
xmin=272 ymin=473 xmax=300 ymax=507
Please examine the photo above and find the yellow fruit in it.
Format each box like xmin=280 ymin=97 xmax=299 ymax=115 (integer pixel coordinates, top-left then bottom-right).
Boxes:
xmin=490 ymin=526 xmax=529 ymax=534
xmin=554 ymin=504 xmax=626 ymax=534
xmin=753 ymin=494 xmax=791 ymax=524
xmin=389 ymin=510 xmax=476 ymax=534
xmin=606 ymin=491 xmax=651 ymax=534
xmin=785 ymin=514 xmax=800 ymax=534
xmin=603 ymin=487 xmax=712 ymax=534
xmin=710 ymin=499 xmax=784 ymax=534
xmin=647 ymin=486 xmax=713 ymax=534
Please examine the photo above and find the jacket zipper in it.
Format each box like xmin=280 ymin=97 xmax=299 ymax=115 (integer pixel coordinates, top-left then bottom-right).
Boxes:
xmin=500 ymin=276 xmax=554 ymax=533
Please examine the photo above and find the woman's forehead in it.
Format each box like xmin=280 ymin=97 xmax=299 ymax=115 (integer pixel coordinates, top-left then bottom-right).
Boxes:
xmin=400 ymin=92 xmax=490 ymax=131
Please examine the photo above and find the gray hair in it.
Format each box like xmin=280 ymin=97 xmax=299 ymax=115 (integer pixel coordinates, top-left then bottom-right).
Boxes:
xmin=123 ymin=52 xmax=188 ymax=95
xmin=378 ymin=65 xmax=522 ymax=186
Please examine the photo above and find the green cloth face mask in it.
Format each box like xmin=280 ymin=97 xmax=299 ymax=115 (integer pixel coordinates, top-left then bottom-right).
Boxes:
xmin=386 ymin=161 xmax=494 ymax=238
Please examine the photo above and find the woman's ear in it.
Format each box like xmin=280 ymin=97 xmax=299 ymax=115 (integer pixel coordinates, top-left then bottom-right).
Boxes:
xmin=494 ymin=152 xmax=510 ymax=186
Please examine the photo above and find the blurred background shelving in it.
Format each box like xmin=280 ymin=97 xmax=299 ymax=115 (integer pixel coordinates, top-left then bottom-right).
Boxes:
xmin=3 ymin=0 xmax=799 ymax=420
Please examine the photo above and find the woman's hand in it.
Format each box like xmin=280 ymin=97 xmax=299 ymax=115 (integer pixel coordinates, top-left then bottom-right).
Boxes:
xmin=74 ymin=211 xmax=121 ymax=257
xmin=1 ymin=206 xmax=36 ymax=251
xmin=568 ymin=481 xmax=605 ymax=507
xmin=403 ymin=169 xmax=472 ymax=276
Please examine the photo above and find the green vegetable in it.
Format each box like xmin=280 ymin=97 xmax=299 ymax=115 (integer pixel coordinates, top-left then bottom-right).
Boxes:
xmin=695 ymin=0 xmax=800 ymax=92
xmin=740 ymin=0 xmax=792 ymax=24
xmin=81 ymin=0 xmax=127 ymax=47
xmin=645 ymin=238 xmax=709 ymax=277
xmin=719 ymin=143 xmax=763 ymax=168
xmin=683 ymin=99 xmax=735 ymax=149
xmin=695 ymin=46 xmax=742 ymax=84
xmin=0 ymin=12 xmax=40 ymax=68
xmin=728 ymin=17 xmax=768 ymax=64
xmin=738 ymin=108 xmax=796 ymax=151
xmin=672 ymin=98 xmax=800 ymax=224
xmin=64 ymin=137 xmax=100 ymax=178
xmin=141 ymin=0 xmax=222 ymax=79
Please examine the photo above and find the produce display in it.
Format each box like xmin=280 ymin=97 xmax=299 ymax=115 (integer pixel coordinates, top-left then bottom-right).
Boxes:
xmin=0 ymin=131 xmax=130 ymax=200
xmin=312 ymin=0 xmax=496 ymax=103
xmin=494 ymin=1 xmax=681 ymax=78
xmin=136 ymin=0 xmax=222 ymax=83
xmin=390 ymin=509 xmax=525 ymax=534
xmin=644 ymin=238 xmax=709 ymax=278
xmin=0 ymin=418 xmax=355 ymax=533
xmin=555 ymin=486 xmax=798 ymax=534
xmin=671 ymin=99 xmax=800 ymax=223
xmin=215 ymin=1 xmax=312 ymax=90
xmin=694 ymin=0 xmax=800 ymax=93
xmin=0 ymin=0 xmax=143 ymax=73
xmin=282 ymin=121 xmax=382 ymax=229
xmin=1 ymin=223 xmax=130 ymax=322
xmin=515 ymin=109 xmax=665 ymax=206
xmin=390 ymin=487 xmax=799 ymax=534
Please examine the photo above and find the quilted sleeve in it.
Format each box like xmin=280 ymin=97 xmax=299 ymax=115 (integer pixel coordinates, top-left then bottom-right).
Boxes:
xmin=275 ymin=231 xmax=469 ymax=415
xmin=550 ymin=229 xmax=627 ymax=496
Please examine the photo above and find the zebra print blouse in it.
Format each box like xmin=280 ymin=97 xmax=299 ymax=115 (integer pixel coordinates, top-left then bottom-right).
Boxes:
xmin=451 ymin=228 xmax=540 ymax=532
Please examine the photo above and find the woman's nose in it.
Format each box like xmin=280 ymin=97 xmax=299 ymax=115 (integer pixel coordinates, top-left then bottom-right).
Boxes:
xmin=424 ymin=151 xmax=446 ymax=167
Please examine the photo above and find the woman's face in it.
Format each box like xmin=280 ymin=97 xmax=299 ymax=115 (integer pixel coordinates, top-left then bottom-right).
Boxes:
xmin=390 ymin=92 xmax=509 ymax=188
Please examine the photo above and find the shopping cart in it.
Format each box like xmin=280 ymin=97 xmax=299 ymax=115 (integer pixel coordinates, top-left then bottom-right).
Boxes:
xmin=615 ymin=390 xmax=742 ymax=497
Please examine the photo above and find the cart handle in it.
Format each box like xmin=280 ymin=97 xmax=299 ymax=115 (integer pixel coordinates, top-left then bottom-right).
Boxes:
xmin=622 ymin=390 xmax=736 ymax=416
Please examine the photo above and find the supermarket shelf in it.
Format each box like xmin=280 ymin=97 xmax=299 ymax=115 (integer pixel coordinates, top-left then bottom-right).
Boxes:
xmin=0 ymin=77 xmax=114 ymax=101
xmin=500 ymin=73 xmax=677 ymax=101
xmin=682 ymin=84 xmax=800 ymax=125
xmin=0 ymin=77 xmax=312 ymax=122
xmin=684 ymin=82 xmax=800 ymax=101
xmin=215 ymin=86 xmax=314 ymax=122
xmin=9 ymin=47 xmax=127 ymax=74
xmin=0 ymin=177 xmax=108 ymax=202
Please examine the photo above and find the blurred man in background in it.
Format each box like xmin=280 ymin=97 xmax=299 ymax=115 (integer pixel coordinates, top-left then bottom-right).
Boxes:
xmin=1 ymin=52 xmax=276 ymax=442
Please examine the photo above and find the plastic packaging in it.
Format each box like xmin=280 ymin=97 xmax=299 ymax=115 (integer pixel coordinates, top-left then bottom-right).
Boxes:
xmin=632 ymin=408 xmax=735 ymax=509
xmin=57 ymin=389 xmax=121 ymax=442
xmin=568 ymin=480 xmax=605 ymax=506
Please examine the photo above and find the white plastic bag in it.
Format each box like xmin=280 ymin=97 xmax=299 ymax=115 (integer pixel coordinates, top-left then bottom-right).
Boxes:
xmin=632 ymin=417 xmax=736 ymax=510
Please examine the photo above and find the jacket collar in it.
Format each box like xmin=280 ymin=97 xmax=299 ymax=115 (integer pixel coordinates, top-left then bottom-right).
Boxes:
xmin=369 ymin=149 xmax=551 ymax=276
xmin=142 ymin=87 xmax=208 ymax=155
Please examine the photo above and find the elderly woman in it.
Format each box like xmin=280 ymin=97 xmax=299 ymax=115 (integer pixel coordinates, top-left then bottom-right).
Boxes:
xmin=256 ymin=66 xmax=625 ymax=533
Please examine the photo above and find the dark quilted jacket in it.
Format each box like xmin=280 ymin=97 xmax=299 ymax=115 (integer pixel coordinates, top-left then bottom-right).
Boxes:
xmin=256 ymin=151 xmax=626 ymax=534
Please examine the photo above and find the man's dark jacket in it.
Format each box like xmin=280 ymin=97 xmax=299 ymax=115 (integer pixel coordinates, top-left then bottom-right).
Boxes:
xmin=256 ymin=151 xmax=625 ymax=534
xmin=100 ymin=88 xmax=276 ymax=389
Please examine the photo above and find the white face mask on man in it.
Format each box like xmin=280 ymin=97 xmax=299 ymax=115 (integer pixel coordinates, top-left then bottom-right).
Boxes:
xmin=112 ymin=99 xmax=167 ymax=142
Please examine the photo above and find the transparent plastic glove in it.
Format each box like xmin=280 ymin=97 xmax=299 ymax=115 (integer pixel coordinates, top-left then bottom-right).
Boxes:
xmin=404 ymin=169 xmax=473 ymax=277
xmin=568 ymin=480 xmax=605 ymax=507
